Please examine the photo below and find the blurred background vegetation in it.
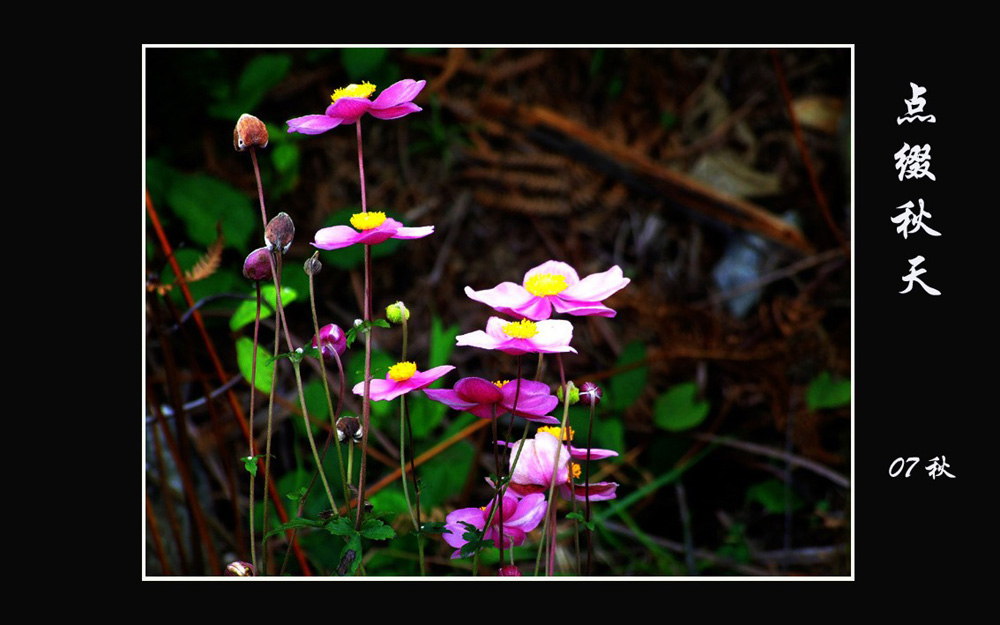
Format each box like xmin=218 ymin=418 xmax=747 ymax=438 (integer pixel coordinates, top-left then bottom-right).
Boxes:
xmin=144 ymin=47 xmax=851 ymax=576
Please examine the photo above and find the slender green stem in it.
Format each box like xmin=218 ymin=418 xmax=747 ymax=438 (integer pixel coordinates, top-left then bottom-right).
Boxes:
xmin=248 ymin=281 xmax=262 ymax=573
xmin=308 ymin=262 xmax=350 ymax=508
xmin=584 ymin=398 xmax=596 ymax=575
xmin=355 ymin=119 xmax=373 ymax=535
xmin=535 ymin=354 xmax=571 ymax=576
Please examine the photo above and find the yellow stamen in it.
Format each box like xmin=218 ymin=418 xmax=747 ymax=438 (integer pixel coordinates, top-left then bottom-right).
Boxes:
xmin=350 ymin=211 xmax=387 ymax=231
xmin=388 ymin=361 xmax=417 ymax=382
xmin=525 ymin=273 xmax=568 ymax=297
xmin=493 ymin=379 xmax=511 ymax=389
xmin=537 ymin=425 xmax=574 ymax=442
xmin=331 ymin=81 xmax=377 ymax=102
xmin=571 ymin=462 xmax=581 ymax=480
xmin=502 ymin=319 xmax=538 ymax=339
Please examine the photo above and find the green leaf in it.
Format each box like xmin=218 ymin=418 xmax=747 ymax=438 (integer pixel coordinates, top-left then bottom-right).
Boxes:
xmin=420 ymin=521 xmax=448 ymax=535
xmin=429 ymin=315 xmax=460 ymax=368
xmin=806 ymin=371 xmax=851 ymax=410
xmin=360 ymin=518 xmax=396 ymax=541
xmin=609 ymin=340 xmax=648 ymax=410
xmin=263 ymin=516 xmax=328 ymax=540
xmin=230 ymin=285 xmax=298 ymax=331
xmin=565 ymin=512 xmax=596 ymax=531
xmin=325 ymin=517 xmax=359 ymax=538
xmin=285 ymin=486 xmax=307 ymax=502
xmin=746 ymin=479 xmax=804 ymax=515
xmin=166 ymin=174 xmax=255 ymax=251
xmin=208 ymin=53 xmax=292 ymax=120
xmin=236 ymin=337 xmax=275 ymax=395
xmin=337 ymin=534 xmax=362 ymax=576
xmin=242 ymin=455 xmax=262 ymax=477
xmin=341 ymin=48 xmax=388 ymax=79
xmin=653 ymin=382 xmax=710 ymax=432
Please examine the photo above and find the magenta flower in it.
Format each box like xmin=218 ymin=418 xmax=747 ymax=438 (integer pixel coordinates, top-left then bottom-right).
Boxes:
xmin=352 ymin=361 xmax=454 ymax=402
xmin=287 ymin=79 xmax=426 ymax=135
xmin=443 ymin=493 xmax=547 ymax=559
xmin=309 ymin=323 xmax=347 ymax=361
xmin=424 ymin=377 xmax=559 ymax=424
xmin=465 ymin=260 xmax=630 ymax=320
xmin=455 ymin=317 xmax=577 ymax=356
xmin=505 ymin=427 xmax=618 ymax=502
xmin=312 ymin=211 xmax=433 ymax=251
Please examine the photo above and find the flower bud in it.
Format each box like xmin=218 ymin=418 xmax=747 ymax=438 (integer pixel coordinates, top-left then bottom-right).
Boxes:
xmin=265 ymin=212 xmax=294 ymax=254
xmin=556 ymin=381 xmax=580 ymax=405
xmin=223 ymin=561 xmax=255 ymax=576
xmin=337 ymin=416 xmax=363 ymax=443
xmin=311 ymin=324 xmax=347 ymax=360
xmin=579 ymin=382 xmax=603 ymax=407
xmin=234 ymin=114 xmax=269 ymax=151
xmin=304 ymin=252 xmax=322 ymax=277
xmin=242 ymin=247 xmax=272 ymax=281
xmin=385 ymin=301 xmax=410 ymax=324
xmin=498 ymin=564 xmax=521 ymax=576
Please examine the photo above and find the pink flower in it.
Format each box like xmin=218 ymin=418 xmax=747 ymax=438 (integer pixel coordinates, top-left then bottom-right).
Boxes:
xmin=287 ymin=79 xmax=426 ymax=135
xmin=312 ymin=211 xmax=433 ymax=250
xmin=505 ymin=427 xmax=618 ymax=502
xmin=352 ymin=361 xmax=454 ymax=402
xmin=455 ymin=317 xmax=577 ymax=356
xmin=424 ymin=377 xmax=560 ymax=424
xmin=443 ymin=493 xmax=547 ymax=559
xmin=309 ymin=323 xmax=347 ymax=360
xmin=464 ymin=260 xmax=630 ymax=320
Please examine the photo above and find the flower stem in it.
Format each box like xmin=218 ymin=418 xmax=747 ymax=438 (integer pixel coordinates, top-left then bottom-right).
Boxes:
xmin=247 ymin=281 xmax=262 ymax=574
xmin=355 ymin=119 xmax=372 ymax=534
xmin=535 ymin=354 xmax=571 ymax=576
xmin=584 ymin=397 xmax=596 ymax=575
xmin=292 ymin=361 xmax=338 ymax=513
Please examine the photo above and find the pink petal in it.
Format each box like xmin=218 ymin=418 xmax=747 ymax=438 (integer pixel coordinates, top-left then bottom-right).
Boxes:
xmin=455 ymin=329 xmax=500 ymax=351
xmin=368 ymin=102 xmax=422 ymax=120
xmin=565 ymin=481 xmax=618 ymax=502
xmin=405 ymin=366 xmax=456 ymax=390
xmin=560 ymin=265 xmax=629 ymax=302
xmin=506 ymin=493 xmax=547 ymax=530
xmin=464 ymin=283 xmax=535 ymax=318
xmin=390 ymin=225 xmax=435 ymax=240
xmin=455 ymin=377 xmax=503 ymax=404
xmin=526 ymin=320 xmax=577 ymax=354
xmin=352 ymin=377 xmax=403 ymax=402
xmin=523 ymin=260 xmax=581 ymax=287
xmin=422 ymin=388 xmax=476 ymax=411
xmin=550 ymin=298 xmax=618 ymax=318
xmin=569 ymin=445 xmax=618 ymax=460
xmin=511 ymin=296 xmax=554 ymax=321
xmin=311 ymin=225 xmax=363 ymax=250
xmin=287 ymin=114 xmax=342 ymax=135
xmin=371 ymin=79 xmax=426 ymax=108
xmin=324 ymin=97 xmax=373 ymax=123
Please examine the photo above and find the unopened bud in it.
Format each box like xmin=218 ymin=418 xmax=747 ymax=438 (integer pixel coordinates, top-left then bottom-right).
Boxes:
xmin=337 ymin=416 xmax=363 ymax=443
xmin=557 ymin=381 xmax=580 ymax=405
xmin=304 ymin=252 xmax=322 ymax=276
xmin=311 ymin=324 xmax=347 ymax=360
xmin=579 ymin=382 xmax=603 ymax=407
xmin=242 ymin=247 xmax=272 ymax=281
xmin=498 ymin=564 xmax=521 ymax=576
xmin=265 ymin=212 xmax=294 ymax=254
xmin=234 ymin=114 xmax=269 ymax=152
xmin=224 ymin=561 xmax=255 ymax=576
xmin=385 ymin=301 xmax=410 ymax=324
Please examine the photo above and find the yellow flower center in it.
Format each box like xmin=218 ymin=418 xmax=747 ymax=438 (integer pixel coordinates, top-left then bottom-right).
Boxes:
xmin=502 ymin=319 xmax=538 ymax=339
xmin=525 ymin=273 xmax=568 ymax=297
xmin=537 ymin=425 xmax=574 ymax=442
xmin=493 ymin=379 xmax=511 ymax=389
xmin=331 ymin=81 xmax=377 ymax=103
xmin=571 ymin=462 xmax=581 ymax=479
xmin=350 ymin=211 xmax=387 ymax=231
xmin=388 ymin=361 xmax=417 ymax=382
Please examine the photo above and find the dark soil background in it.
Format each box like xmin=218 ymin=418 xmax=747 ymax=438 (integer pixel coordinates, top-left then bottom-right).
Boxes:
xmin=144 ymin=47 xmax=857 ymax=577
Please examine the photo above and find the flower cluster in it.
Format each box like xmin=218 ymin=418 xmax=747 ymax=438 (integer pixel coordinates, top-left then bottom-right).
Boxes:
xmin=504 ymin=426 xmax=618 ymax=502
xmin=443 ymin=493 xmax=547 ymax=559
